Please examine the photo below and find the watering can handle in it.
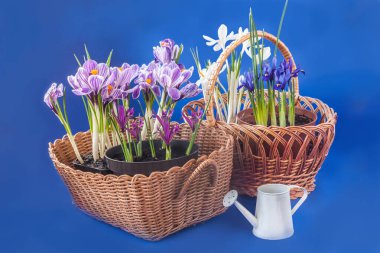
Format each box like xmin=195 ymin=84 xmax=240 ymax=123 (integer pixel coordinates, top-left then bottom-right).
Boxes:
xmin=288 ymin=185 xmax=308 ymax=215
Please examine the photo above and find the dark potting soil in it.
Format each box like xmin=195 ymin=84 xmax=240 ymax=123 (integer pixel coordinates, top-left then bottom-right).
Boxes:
xmin=112 ymin=145 xmax=187 ymax=162
xmin=243 ymin=113 xmax=313 ymax=126
xmin=73 ymin=153 xmax=110 ymax=172
xmin=293 ymin=114 xmax=313 ymax=126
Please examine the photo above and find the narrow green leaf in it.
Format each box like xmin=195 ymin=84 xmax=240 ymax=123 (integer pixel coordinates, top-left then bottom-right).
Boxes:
xmin=106 ymin=49 xmax=113 ymax=67
xmin=84 ymin=44 xmax=91 ymax=60
xmin=274 ymin=0 xmax=289 ymax=58
xmin=74 ymin=54 xmax=82 ymax=67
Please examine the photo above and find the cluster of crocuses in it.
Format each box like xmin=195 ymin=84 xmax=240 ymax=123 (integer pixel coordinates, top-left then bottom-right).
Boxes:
xmin=44 ymin=39 xmax=203 ymax=163
xmin=238 ymin=7 xmax=304 ymax=127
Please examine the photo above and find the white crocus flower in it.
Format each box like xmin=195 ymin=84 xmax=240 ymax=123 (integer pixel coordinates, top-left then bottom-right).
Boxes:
xmin=233 ymin=27 xmax=272 ymax=62
xmin=203 ymin=24 xmax=235 ymax=52
xmin=234 ymin=27 xmax=251 ymax=56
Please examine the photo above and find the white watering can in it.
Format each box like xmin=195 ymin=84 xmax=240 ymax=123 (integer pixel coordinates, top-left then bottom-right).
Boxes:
xmin=223 ymin=184 xmax=308 ymax=240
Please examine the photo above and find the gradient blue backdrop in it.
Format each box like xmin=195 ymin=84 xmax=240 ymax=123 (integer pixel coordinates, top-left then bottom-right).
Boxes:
xmin=1 ymin=0 xmax=379 ymax=252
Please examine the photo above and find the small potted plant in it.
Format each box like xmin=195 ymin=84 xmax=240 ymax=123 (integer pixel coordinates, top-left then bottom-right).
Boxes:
xmin=184 ymin=0 xmax=337 ymax=198
xmin=45 ymin=39 xmax=204 ymax=176
xmin=46 ymin=39 xmax=235 ymax=240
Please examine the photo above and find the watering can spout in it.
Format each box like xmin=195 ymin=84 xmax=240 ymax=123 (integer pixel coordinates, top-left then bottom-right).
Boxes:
xmin=223 ymin=190 xmax=258 ymax=228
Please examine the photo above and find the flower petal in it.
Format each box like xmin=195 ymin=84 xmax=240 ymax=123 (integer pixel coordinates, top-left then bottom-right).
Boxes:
xmin=167 ymin=87 xmax=181 ymax=100
xmin=83 ymin=59 xmax=97 ymax=73
xmin=218 ymin=24 xmax=228 ymax=39
xmin=97 ymin=63 xmax=109 ymax=77
xmin=88 ymin=75 xmax=105 ymax=93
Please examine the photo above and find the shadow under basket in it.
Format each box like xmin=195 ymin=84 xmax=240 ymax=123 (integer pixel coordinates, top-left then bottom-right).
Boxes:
xmin=48 ymin=124 xmax=234 ymax=241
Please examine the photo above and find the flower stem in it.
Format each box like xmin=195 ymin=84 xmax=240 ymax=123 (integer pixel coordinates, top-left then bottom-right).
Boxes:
xmin=288 ymin=80 xmax=295 ymax=126
xmin=279 ymin=90 xmax=287 ymax=127
xmin=152 ymin=92 xmax=167 ymax=136
xmin=268 ymin=84 xmax=277 ymax=126
xmin=165 ymin=144 xmax=171 ymax=160
xmin=91 ymin=107 xmax=100 ymax=161
xmin=186 ymin=132 xmax=196 ymax=155
xmin=67 ymin=134 xmax=84 ymax=164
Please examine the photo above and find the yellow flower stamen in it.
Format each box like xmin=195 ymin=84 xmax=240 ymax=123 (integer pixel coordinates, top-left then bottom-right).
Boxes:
xmin=146 ymin=78 xmax=152 ymax=84
xmin=119 ymin=67 xmax=123 ymax=71
xmin=107 ymin=84 xmax=113 ymax=95
xmin=90 ymin=69 xmax=98 ymax=75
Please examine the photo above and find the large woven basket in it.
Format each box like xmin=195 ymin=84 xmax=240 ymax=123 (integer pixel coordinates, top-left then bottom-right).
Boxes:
xmin=183 ymin=31 xmax=337 ymax=198
xmin=48 ymin=124 xmax=233 ymax=241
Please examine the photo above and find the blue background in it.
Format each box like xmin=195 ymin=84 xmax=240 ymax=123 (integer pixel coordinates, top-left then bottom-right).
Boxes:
xmin=1 ymin=0 xmax=380 ymax=252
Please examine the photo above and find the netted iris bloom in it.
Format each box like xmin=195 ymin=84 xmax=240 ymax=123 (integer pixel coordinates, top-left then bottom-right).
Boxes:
xmin=113 ymin=106 xmax=134 ymax=132
xmin=274 ymin=69 xmax=290 ymax=91
xmin=154 ymin=61 xmax=193 ymax=100
xmin=44 ymin=83 xmax=64 ymax=114
xmin=262 ymin=57 xmax=277 ymax=82
xmin=127 ymin=118 xmax=144 ymax=141
xmin=154 ymin=110 xmax=180 ymax=146
xmin=128 ymin=61 xmax=161 ymax=99
xmin=67 ymin=59 xmax=116 ymax=101
xmin=153 ymin=38 xmax=180 ymax=64
xmin=238 ymin=71 xmax=255 ymax=92
xmin=182 ymin=108 xmax=203 ymax=132
xmin=274 ymin=59 xmax=304 ymax=90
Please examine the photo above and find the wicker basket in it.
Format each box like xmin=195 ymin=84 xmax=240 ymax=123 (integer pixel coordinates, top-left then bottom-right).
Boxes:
xmin=48 ymin=124 xmax=233 ymax=241
xmin=183 ymin=31 xmax=337 ymax=198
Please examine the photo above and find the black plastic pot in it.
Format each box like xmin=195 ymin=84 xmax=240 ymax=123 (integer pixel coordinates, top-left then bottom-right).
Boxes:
xmin=105 ymin=140 xmax=199 ymax=176
xmin=72 ymin=155 xmax=112 ymax=175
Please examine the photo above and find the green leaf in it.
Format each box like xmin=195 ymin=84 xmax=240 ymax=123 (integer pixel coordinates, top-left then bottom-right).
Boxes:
xmin=274 ymin=0 xmax=289 ymax=58
xmin=106 ymin=49 xmax=113 ymax=67
xmin=62 ymin=88 xmax=69 ymax=124
xmin=74 ymin=54 xmax=82 ymax=67
xmin=84 ymin=44 xmax=91 ymax=60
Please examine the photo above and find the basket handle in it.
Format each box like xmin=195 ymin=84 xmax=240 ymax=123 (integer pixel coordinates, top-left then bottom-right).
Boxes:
xmin=205 ymin=30 xmax=298 ymax=127
xmin=177 ymin=159 xmax=218 ymax=199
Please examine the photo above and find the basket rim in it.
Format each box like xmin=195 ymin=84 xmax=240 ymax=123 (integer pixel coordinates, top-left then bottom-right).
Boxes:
xmin=48 ymin=126 xmax=234 ymax=181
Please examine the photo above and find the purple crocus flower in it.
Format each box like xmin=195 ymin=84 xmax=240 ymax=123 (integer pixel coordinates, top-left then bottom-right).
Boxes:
xmin=127 ymin=61 xmax=161 ymax=99
xmin=177 ymin=82 xmax=201 ymax=101
xmin=182 ymin=108 xmax=203 ymax=132
xmin=154 ymin=61 xmax=193 ymax=100
xmin=67 ymin=59 xmax=116 ymax=101
xmin=113 ymin=106 xmax=134 ymax=132
xmin=238 ymin=71 xmax=255 ymax=92
xmin=153 ymin=38 xmax=180 ymax=64
xmin=44 ymin=83 xmax=64 ymax=114
xmin=127 ymin=118 xmax=144 ymax=141
xmin=154 ymin=110 xmax=180 ymax=146
xmin=115 ymin=63 xmax=140 ymax=91
xmin=101 ymin=63 xmax=140 ymax=103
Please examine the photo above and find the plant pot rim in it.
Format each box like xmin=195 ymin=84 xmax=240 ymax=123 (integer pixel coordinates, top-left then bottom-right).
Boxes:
xmin=105 ymin=139 xmax=199 ymax=165
xmin=237 ymin=107 xmax=318 ymax=128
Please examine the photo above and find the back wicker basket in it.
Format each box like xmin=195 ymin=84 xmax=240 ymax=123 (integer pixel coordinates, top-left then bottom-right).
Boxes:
xmin=183 ymin=31 xmax=337 ymax=198
xmin=48 ymin=124 xmax=233 ymax=241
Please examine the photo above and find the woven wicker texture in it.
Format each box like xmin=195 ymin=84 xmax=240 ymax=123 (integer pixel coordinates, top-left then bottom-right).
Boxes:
xmin=49 ymin=124 xmax=234 ymax=241
xmin=183 ymin=31 xmax=337 ymax=198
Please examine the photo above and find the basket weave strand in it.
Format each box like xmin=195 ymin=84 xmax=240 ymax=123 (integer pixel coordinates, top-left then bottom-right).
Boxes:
xmin=183 ymin=31 xmax=337 ymax=198
xmin=49 ymin=124 xmax=234 ymax=241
